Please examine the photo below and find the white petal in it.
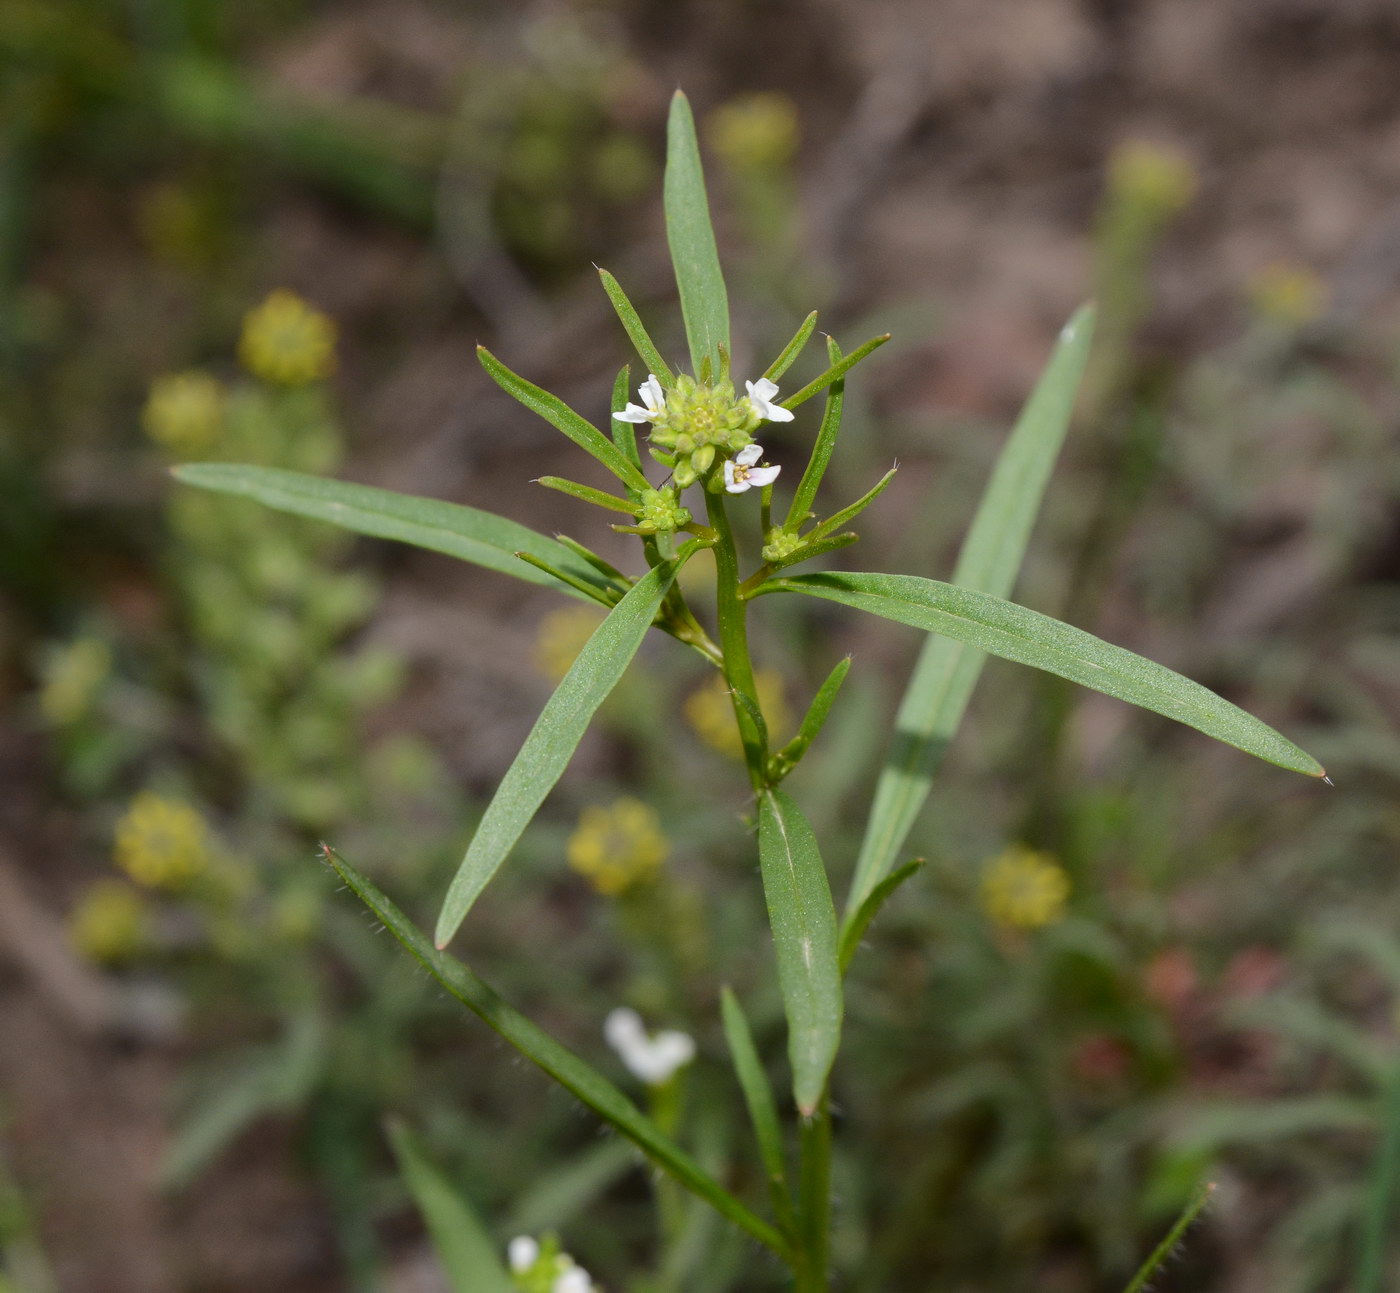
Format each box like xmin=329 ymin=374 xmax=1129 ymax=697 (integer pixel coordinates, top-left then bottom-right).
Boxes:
xmin=604 ymin=1007 xmax=644 ymax=1050
xmin=723 ymin=460 xmax=741 ymax=490
xmin=508 ymin=1236 xmax=539 ymax=1272
xmin=640 ymin=374 xmax=666 ymax=412
xmin=553 ymin=1268 xmax=593 ymax=1293
xmin=762 ymin=402 xmax=795 ymax=423
xmin=613 ymin=403 xmax=655 ymax=424
xmin=747 ymin=378 xmax=780 ymax=403
xmin=735 ymin=443 xmax=763 ymax=466
xmin=652 ymin=1030 xmax=696 ymax=1072
xmin=745 ymin=464 xmax=781 ymax=488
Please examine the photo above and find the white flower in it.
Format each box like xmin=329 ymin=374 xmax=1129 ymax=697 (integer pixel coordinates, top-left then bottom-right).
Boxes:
xmin=508 ymin=1235 xmax=539 ymax=1273
xmin=745 ymin=377 xmax=795 ymax=423
xmin=723 ymin=443 xmax=781 ymax=495
xmin=612 ymin=374 xmax=666 ymax=425
xmin=553 ymin=1267 xmax=594 ymax=1293
xmin=604 ymin=1007 xmax=696 ymax=1085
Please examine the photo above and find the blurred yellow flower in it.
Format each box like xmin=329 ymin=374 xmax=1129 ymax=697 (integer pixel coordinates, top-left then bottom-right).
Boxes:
xmin=39 ymin=638 xmax=111 ymax=726
xmin=238 ymin=289 xmax=337 ymax=386
xmin=142 ymin=371 xmax=227 ymax=456
xmin=534 ymin=605 xmax=605 ymax=681
xmin=567 ymin=798 xmax=669 ymax=896
xmin=708 ymin=92 xmax=800 ymax=171
xmin=69 ymin=880 xmax=148 ymax=964
xmin=1248 ymin=262 xmax=1328 ymax=328
xmin=1107 ymin=140 xmax=1197 ymax=218
xmin=980 ymin=845 xmax=1070 ymax=930
xmin=114 ymin=792 xmax=212 ymax=890
xmin=684 ymin=669 xmax=790 ymax=758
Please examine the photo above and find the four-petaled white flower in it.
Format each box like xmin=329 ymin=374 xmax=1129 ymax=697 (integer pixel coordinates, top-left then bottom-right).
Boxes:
xmin=604 ymin=1007 xmax=696 ymax=1085
xmin=612 ymin=374 xmax=666 ymax=425
xmin=745 ymin=377 xmax=795 ymax=424
xmin=508 ymin=1236 xmax=539 ymax=1273
xmin=723 ymin=443 xmax=781 ymax=494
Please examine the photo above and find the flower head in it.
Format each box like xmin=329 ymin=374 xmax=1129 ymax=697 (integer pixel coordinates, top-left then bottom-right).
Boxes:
xmin=39 ymin=638 xmax=111 ymax=726
xmin=69 ymin=880 xmax=149 ymax=964
xmin=612 ymin=373 xmax=666 ymax=426
xmin=604 ymin=1007 xmax=696 ymax=1085
xmin=239 ymin=289 xmax=337 ymax=386
xmin=567 ymin=798 xmax=669 ymax=896
xmin=142 ymin=371 xmax=227 ymax=455
xmin=980 ymin=845 xmax=1070 ymax=930
xmin=506 ymin=1234 xmax=596 ymax=1293
xmin=114 ymin=792 xmax=213 ymax=891
xmin=723 ymin=443 xmax=781 ymax=494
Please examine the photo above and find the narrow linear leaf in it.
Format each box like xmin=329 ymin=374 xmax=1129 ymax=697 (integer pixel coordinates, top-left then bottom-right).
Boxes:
xmin=779 ymin=333 xmax=890 ymax=411
xmin=1358 ymin=1060 xmax=1400 ymax=1293
xmin=763 ymin=311 xmax=819 ymax=383
xmin=784 ymin=336 xmax=844 ymax=531
xmin=173 ymin=463 xmax=613 ymax=601
xmin=610 ymin=364 xmax=641 ymax=469
xmin=720 ymin=988 xmax=798 ymax=1238
xmin=387 ymin=1120 xmax=514 ymax=1293
xmin=810 ymin=466 xmax=898 ymax=541
xmin=435 ymin=555 xmax=691 ymax=945
xmin=775 ymin=571 xmax=1324 ymax=777
xmin=598 ymin=269 xmax=675 ymax=386
xmin=478 ymin=346 xmax=650 ymax=493
xmin=770 ymin=656 xmax=852 ymax=778
xmin=325 ymin=849 xmax=788 ymax=1259
xmin=513 ymin=552 xmax=620 ymax=606
xmin=763 ymin=533 xmax=859 ymax=576
xmin=848 ymin=301 xmax=1095 ymax=915
xmin=537 ymin=476 xmax=637 ymax=514
xmin=1123 ymin=1181 xmax=1215 ymax=1293
xmin=665 ymin=90 xmax=730 ymax=375
xmin=757 ymin=789 xmax=843 ymax=1117
xmin=838 ymin=859 xmax=924 ymax=973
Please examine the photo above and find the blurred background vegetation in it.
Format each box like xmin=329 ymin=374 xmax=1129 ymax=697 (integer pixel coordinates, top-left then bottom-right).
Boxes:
xmin=3 ymin=1 xmax=1400 ymax=1289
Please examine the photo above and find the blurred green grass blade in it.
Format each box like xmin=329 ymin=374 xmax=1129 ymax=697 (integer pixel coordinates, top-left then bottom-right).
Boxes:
xmin=477 ymin=346 xmax=650 ymax=493
xmin=846 ymin=304 xmax=1095 ymax=916
xmin=598 ymin=268 xmax=675 ymax=386
xmin=435 ymin=555 xmax=688 ymax=946
xmin=771 ymin=656 xmax=852 ymax=777
xmin=1123 ymin=1181 xmax=1215 ymax=1293
xmin=1358 ymin=1062 xmax=1400 ymax=1293
xmin=778 ymin=333 xmax=890 ymax=411
xmin=773 ymin=571 xmax=1325 ymax=777
xmin=172 ymin=463 xmax=613 ymax=602
xmin=504 ymin=1141 xmax=635 ymax=1236
xmin=325 ymin=849 xmax=789 ymax=1259
xmin=665 ymin=90 xmax=730 ymax=376
xmin=763 ymin=311 xmax=819 ymax=384
xmin=386 ymin=1119 xmax=514 ymax=1293
xmin=757 ymin=789 xmax=843 ymax=1117
xmin=784 ymin=336 xmax=844 ymax=531
xmin=838 ymin=859 xmax=924 ymax=973
xmin=720 ymin=988 xmax=797 ymax=1237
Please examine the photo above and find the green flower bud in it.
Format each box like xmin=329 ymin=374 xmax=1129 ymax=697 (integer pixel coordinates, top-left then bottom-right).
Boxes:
xmin=691 ymin=443 xmax=715 ymax=474
xmin=632 ymin=488 xmax=692 ymax=535
xmin=673 ymin=460 xmax=698 ymax=489
xmin=762 ymin=528 xmax=804 ymax=563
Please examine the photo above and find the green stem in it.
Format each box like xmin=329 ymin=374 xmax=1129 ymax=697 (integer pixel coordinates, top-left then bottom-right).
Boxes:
xmin=705 ymin=490 xmax=767 ymax=790
xmin=1359 ymin=1058 xmax=1400 ymax=1292
xmin=796 ymin=1096 xmax=832 ymax=1291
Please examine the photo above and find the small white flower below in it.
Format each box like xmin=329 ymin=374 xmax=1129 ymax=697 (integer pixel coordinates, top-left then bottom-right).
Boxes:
xmin=553 ymin=1267 xmax=595 ymax=1293
xmin=723 ymin=444 xmax=781 ymax=494
xmin=508 ymin=1235 xmax=540 ymax=1273
xmin=612 ymin=374 xmax=667 ymax=425
xmin=745 ymin=378 xmax=795 ymax=423
xmin=604 ymin=1007 xmax=696 ymax=1085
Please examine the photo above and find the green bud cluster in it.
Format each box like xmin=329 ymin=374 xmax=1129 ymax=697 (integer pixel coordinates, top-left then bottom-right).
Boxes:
xmin=632 ymin=487 xmax=692 ymax=535
xmin=761 ymin=527 xmax=804 ymax=563
xmin=647 ymin=375 xmax=761 ymax=488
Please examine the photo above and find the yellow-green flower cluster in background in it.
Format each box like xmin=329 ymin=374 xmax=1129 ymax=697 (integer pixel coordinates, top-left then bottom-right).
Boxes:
xmin=142 ymin=372 xmax=227 ymax=456
xmin=1248 ymin=261 xmax=1328 ymax=329
xmin=685 ymin=669 xmax=791 ymax=759
xmin=38 ymin=638 xmax=111 ymax=726
xmin=707 ymin=92 xmax=800 ymax=172
xmin=980 ymin=845 xmax=1070 ymax=930
xmin=534 ymin=605 xmax=606 ymax=682
xmin=238 ymin=289 xmax=337 ymax=386
xmin=567 ymin=798 xmax=669 ymax=896
xmin=1107 ymin=139 xmax=1197 ymax=220
xmin=114 ymin=791 xmax=213 ymax=891
xmin=69 ymin=879 xmax=148 ymax=964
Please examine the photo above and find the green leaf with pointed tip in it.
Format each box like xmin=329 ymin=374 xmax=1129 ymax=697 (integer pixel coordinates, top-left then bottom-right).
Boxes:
xmin=387 ymin=1120 xmax=515 ymax=1293
xmin=779 ymin=333 xmax=890 ymax=411
xmin=477 ymin=346 xmax=650 ymax=493
xmin=763 ymin=311 xmax=818 ymax=383
xmin=772 ymin=571 xmax=1325 ymax=777
xmin=757 ymin=789 xmax=843 ymax=1117
xmin=665 ymin=91 xmax=729 ymax=375
xmin=325 ymin=848 xmax=788 ymax=1259
xmin=770 ymin=656 xmax=852 ymax=779
xmin=784 ymin=336 xmax=844 ymax=531
xmin=838 ymin=859 xmax=924 ymax=973
xmin=809 ymin=466 xmax=897 ymax=541
xmin=1123 ymin=1181 xmax=1215 ymax=1293
xmin=847 ymin=305 xmax=1094 ymax=917
xmin=171 ymin=463 xmax=614 ymax=603
xmin=599 ymin=268 xmax=675 ymax=386
xmin=435 ymin=553 xmax=693 ymax=945
xmin=610 ymin=363 xmax=642 ymax=470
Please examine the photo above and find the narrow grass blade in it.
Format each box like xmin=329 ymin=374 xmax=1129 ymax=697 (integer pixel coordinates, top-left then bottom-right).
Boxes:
xmin=784 ymin=336 xmax=844 ymax=531
xmin=757 ymin=789 xmax=843 ymax=1117
xmin=720 ymin=988 xmax=798 ymax=1238
xmin=809 ymin=466 xmax=898 ymax=541
xmin=1123 ymin=1181 xmax=1215 ymax=1293
xmin=512 ymin=553 xmax=621 ymax=606
xmin=610 ymin=364 xmax=642 ymax=470
xmin=838 ymin=859 xmax=924 ymax=973
xmin=537 ymin=476 xmax=637 ymax=513
xmin=435 ymin=556 xmax=690 ymax=945
xmin=386 ymin=1119 xmax=514 ymax=1293
xmin=770 ymin=656 xmax=851 ymax=778
xmin=1358 ymin=1061 xmax=1400 ymax=1293
xmin=847 ymin=304 xmax=1097 ymax=916
xmin=763 ymin=311 xmax=819 ymax=383
xmin=478 ymin=346 xmax=650 ymax=493
xmin=325 ymin=849 xmax=789 ymax=1259
xmin=665 ymin=90 xmax=730 ymax=376
xmin=778 ymin=333 xmax=890 ymax=412
xmin=598 ymin=268 xmax=675 ymax=386
xmin=773 ymin=571 xmax=1325 ymax=777
xmin=173 ymin=463 xmax=613 ymax=602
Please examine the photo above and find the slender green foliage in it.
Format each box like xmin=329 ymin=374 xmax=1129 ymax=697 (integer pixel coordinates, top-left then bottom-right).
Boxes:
xmin=1122 ymin=1182 xmax=1215 ymax=1293
xmin=598 ymin=268 xmax=675 ymax=386
xmin=763 ymin=311 xmax=819 ymax=383
xmin=784 ymin=336 xmax=845 ymax=531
